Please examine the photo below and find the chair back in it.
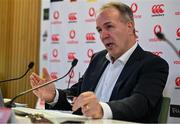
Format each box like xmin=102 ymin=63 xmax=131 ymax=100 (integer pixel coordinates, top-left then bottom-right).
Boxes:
xmin=158 ymin=97 xmax=170 ymax=123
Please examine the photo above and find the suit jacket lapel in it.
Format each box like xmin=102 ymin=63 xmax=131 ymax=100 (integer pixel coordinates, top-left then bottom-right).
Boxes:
xmin=82 ymin=51 xmax=109 ymax=92
xmin=110 ymin=45 xmax=144 ymax=100
xmin=89 ymin=57 xmax=109 ymax=91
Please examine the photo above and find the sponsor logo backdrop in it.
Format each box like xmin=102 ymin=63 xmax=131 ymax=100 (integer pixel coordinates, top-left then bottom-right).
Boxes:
xmin=40 ymin=0 xmax=179 ymax=122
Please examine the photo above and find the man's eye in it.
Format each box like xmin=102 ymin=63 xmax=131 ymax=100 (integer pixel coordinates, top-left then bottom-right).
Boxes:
xmin=97 ymin=29 xmax=102 ymax=33
xmin=107 ymin=25 xmax=113 ymax=28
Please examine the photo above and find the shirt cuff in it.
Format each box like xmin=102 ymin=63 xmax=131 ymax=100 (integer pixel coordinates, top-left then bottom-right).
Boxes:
xmin=47 ymin=89 xmax=59 ymax=107
xmin=99 ymin=102 xmax=113 ymax=119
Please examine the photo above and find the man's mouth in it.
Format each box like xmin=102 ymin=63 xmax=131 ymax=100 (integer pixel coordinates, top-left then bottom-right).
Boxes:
xmin=105 ymin=43 xmax=113 ymax=49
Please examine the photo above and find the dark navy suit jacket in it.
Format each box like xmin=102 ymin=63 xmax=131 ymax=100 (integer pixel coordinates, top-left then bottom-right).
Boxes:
xmin=46 ymin=45 xmax=169 ymax=123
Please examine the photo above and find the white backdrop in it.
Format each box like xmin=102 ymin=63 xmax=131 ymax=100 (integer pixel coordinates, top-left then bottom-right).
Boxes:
xmin=39 ymin=0 xmax=180 ymax=122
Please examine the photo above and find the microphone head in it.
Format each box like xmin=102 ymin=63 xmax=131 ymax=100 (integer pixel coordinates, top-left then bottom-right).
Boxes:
xmin=28 ymin=62 xmax=34 ymax=69
xmin=72 ymin=59 xmax=78 ymax=67
xmin=156 ymin=32 xmax=166 ymax=40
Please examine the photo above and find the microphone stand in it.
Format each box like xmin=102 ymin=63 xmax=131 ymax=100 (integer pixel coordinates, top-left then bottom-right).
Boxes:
xmin=156 ymin=32 xmax=180 ymax=89
xmin=156 ymin=32 xmax=180 ymax=59
xmin=0 ymin=62 xmax=34 ymax=83
xmin=5 ymin=59 xmax=78 ymax=108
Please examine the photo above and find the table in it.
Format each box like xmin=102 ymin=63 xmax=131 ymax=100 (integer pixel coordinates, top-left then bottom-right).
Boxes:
xmin=14 ymin=107 xmax=136 ymax=124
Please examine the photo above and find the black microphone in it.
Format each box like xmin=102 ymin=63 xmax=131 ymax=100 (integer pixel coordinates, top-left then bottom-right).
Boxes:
xmin=5 ymin=59 xmax=78 ymax=108
xmin=0 ymin=62 xmax=34 ymax=83
xmin=156 ymin=32 xmax=180 ymax=58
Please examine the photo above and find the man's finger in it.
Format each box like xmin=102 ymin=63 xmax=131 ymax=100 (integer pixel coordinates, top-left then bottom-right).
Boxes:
xmin=30 ymin=73 xmax=41 ymax=84
xmin=72 ymin=92 xmax=95 ymax=111
xmin=42 ymin=68 xmax=51 ymax=81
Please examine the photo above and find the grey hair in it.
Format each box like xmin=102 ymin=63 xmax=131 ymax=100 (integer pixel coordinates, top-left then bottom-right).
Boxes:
xmin=99 ymin=2 xmax=134 ymax=23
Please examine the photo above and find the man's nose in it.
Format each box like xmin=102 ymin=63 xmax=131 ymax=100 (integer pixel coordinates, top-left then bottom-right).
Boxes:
xmin=100 ymin=30 xmax=110 ymax=40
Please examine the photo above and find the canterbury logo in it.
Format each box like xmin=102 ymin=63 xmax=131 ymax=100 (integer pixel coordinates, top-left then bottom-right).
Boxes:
xmin=68 ymin=52 xmax=76 ymax=60
xmin=68 ymin=13 xmax=77 ymax=21
xmin=152 ymin=4 xmax=164 ymax=14
xmin=86 ymin=33 xmax=95 ymax=40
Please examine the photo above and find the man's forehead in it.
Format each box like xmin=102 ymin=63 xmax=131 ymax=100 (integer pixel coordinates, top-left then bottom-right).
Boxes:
xmin=97 ymin=7 xmax=119 ymax=16
xmin=96 ymin=8 xmax=120 ymax=21
xmin=96 ymin=9 xmax=120 ymax=24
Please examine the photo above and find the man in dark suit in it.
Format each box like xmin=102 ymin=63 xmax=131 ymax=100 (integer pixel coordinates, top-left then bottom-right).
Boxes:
xmin=30 ymin=2 xmax=169 ymax=123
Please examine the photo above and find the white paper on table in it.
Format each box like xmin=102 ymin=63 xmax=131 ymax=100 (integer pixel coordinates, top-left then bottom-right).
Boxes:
xmin=13 ymin=107 xmax=88 ymax=123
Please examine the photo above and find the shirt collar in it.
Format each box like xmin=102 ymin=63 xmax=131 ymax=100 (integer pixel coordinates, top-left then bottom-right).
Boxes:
xmin=106 ymin=42 xmax=138 ymax=64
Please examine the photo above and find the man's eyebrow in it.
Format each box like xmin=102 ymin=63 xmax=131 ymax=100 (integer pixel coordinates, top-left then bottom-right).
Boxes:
xmin=103 ymin=22 xmax=112 ymax=26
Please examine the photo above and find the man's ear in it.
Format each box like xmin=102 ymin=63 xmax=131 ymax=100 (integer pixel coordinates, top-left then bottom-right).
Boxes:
xmin=127 ymin=21 xmax=135 ymax=35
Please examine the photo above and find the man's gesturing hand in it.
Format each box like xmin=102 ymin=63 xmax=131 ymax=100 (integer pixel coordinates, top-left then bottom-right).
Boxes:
xmin=29 ymin=68 xmax=56 ymax=103
xmin=72 ymin=91 xmax=103 ymax=119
